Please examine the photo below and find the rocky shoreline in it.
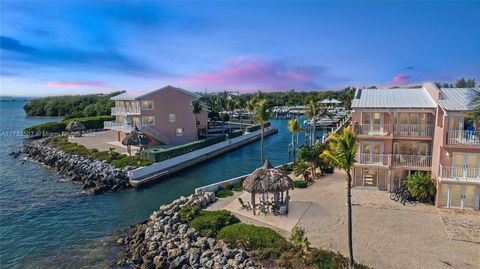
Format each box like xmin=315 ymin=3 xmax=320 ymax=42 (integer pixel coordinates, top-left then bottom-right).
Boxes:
xmin=117 ymin=192 xmax=261 ymax=269
xmin=22 ymin=138 xmax=131 ymax=194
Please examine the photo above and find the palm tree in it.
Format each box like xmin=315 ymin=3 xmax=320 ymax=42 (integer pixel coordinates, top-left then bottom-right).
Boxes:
xmin=246 ymin=98 xmax=256 ymax=124
xmin=236 ymin=98 xmax=246 ymax=132
xmin=226 ymin=98 xmax=235 ymax=133
xmin=321 ymin=127 xmax=358 ymax=267
xmin=288 ymin=118 xmax=303 ymax=162
xmin=191 ymin=99 xmax=202 ymax=140
xmin=305 ymin=101 xmax=319 ymax=145
xmin=466 ymin=89 xmax=480 ymax=122
xmin=293 ymin=160 xmax=310 ymax=182
xmin=253 ymin=99 xmax=270 ymax=164
xmin=339 ymin=87 xmax=355 ymax=110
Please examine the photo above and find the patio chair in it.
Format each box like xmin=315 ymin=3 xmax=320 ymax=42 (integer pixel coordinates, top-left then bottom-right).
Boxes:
xmin=238 ymin=198 xmax=252 ymax=210
xmin=284 ymin=196 xmax=290 ymax=214
xmin=275 ymin=206 xmax=287 ymax=216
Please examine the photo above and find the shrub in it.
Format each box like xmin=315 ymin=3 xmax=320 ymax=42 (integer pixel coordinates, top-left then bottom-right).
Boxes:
xmin=216 ymin=188 xmax=234 ymax=198
xmin=24 ymin=121 xmax=67 ymax=135
xmin=179 ymin=204 xmax=201 ymax=222
xmin=245 ymin=121 xmax=271 ymax=132
xmin=217 ymin=223 xmax=289 ymax=258
xmin=110 ymin=156 xmax=152 ymax=169
xmin=141 ymin=135 xmax=226 ymax=162
xmin=189 ymin=210 xmax=239 ymax=237
xmin=404 ymin=171 xmax=436 ymax=204
xmin=322 ymin=166 xmax=334 ymax=174
xmin=223 ymin=182 xmax=233 ymax=190
xmin=63 ymin=115 xmax=114 ymax=129
xmin=293 ymin=180 xmax=308 ymax=188
xmin=290 ymin=226 xmax=310 ymax=250
xmin=307 ymin=248 xmax=371 ymax=269
xmin=227 ymin=130 xmax=243 ymax=139
xmin=232 ymin=184 xmax=243 ymax=192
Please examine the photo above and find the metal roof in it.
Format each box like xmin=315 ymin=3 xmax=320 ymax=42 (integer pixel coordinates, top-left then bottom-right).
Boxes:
xmin=111 ymin=92 xmax=139 ymax=101
xmin=438 ymin=88 xmax=475 ymax=111
xmin=352 ymin=88 xmax=437 ymax=109
xmin=111 ymin=86 xmax=199 ymax=101
xmin=320 ymin=98 xmax=341 ymax=104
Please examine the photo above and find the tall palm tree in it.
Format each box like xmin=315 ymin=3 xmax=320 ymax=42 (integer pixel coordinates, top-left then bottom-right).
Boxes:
xmin=305 ymin=101 xmax=319 ymax=145
xmin=246 ymin=98 xmax=256 ymax=124
xmin=253 ymin=99 xmax=270 ymax=164
xmin=236 ymin=98 xmax=246 ymax=132
xmin=191 ymin=99 xmax=202 ymax=140
xmin=226 ymin=98 xmax=235 ymax=133
xmin=288 ymin=118 xmax=303 ymax=162
xmin=339 ymin=87 xmax=355 ymax=110
xmin=321 ymin=127 xmax=358 ymax=267
xmin=466 ymin=89 xmax=480 ymax=122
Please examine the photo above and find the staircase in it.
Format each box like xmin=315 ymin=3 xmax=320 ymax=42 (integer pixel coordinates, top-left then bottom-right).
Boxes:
xmin=141 ymin=126 xmax=170 ymax=145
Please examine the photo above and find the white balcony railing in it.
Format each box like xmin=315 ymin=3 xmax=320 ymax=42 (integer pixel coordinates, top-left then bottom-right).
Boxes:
xmin=446 ymin=130 xmax=480 ymax=146
xmin=392 ymin=154 xmax=432 ymax=168
xmin=439 ymin=165 xmax=480 ymax=183
xmin=394 ymin=124 xmax=433 ymax=137
xmin=111 ymin=107 xmax=141 ymax=116
xmin=357 ymin=153 xmax=390 ymax=166
xmin=356 ymin=124 xmax=390 ymax=136
xmin=103 ymin=121 xmax=135 ymax=132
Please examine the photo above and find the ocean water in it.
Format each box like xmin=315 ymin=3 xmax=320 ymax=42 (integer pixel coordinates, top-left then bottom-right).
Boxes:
xmin=0 ymin=100 xmax=310 ymax=268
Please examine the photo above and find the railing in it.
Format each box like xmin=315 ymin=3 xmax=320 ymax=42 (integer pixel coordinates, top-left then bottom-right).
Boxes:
xmin=357 ymin=153 xmax=390 ymax=166
xmin=111 ymin=107 xmax=141 ymax=115
xmin=439 ymin=165 xmax=480 ymax=183
xmin=356 ymin=124 xmax=390 ymax=136
xmin=141 ymin=126 xmax=170 ymax=145
xmin=446 ymin=130 xmax=480 ymax=146
xmin=393 ymin=124 xmax=433 ymax=137
xmin=103 ymin=121 xmax=135 ymax=132
xmin=392 ymin=154 xmax=432 ymax=168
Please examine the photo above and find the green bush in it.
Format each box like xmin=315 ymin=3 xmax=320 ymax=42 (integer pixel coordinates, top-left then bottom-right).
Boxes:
xmin=290 ymin=226 xmax=310 ymax=250
xmin=189 ymin=210 xmax=239 ymax=237
xmin=245 ymin=122 xmax=271 ymax=132
xmin=322 ymin=166 xmax=334 ymax=174
xmin=63 ymin=115 xmax=114 ymax=130
xmin=227 ymin=130 xmax=243 ymax=139
xmin=232 ymin=184 xmax=243 ymax=192
xmin=24 ymin=122 xmax=67 ymax=135
xmin=216 ymin=188 xmax=234 ymax=198
xmin=307 ymin=248 xmax=371 ymax=269
xmin=217 ymin=223 xmax=289 ymax=258
xmin=110 ymin=156 xmax=151 ymax=169
xmin=404 ymin=171 xmax=436 ymax=204
xmin=293 ymin=180 xmax=308 ymax=188
xmin=179 ymin=204 xmax=201 ymax=222
xmin=141 ymin=135 xmax=226 ymax=162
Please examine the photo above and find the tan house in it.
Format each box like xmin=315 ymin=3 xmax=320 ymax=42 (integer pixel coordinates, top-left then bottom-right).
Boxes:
xmin=351 ymin=83 xmax=479 ymax=210
xmin=104 ymin=86 xmax=208 ymax=145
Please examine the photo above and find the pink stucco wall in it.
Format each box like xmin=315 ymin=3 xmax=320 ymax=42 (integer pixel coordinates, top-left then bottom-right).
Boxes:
xmin=139 ymin=86 xmax=208 ymax=145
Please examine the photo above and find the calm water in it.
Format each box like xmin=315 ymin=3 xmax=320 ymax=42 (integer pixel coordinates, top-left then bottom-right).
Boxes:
xmin=0 ymin=100 xmax=309 ymax=268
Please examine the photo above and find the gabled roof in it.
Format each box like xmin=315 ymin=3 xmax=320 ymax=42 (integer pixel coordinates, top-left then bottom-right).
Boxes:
xmin=320 ymin=98 xmax=341 ymax=104
xmin=352 ymin=87 xmax=437 ymax=109
xmin=438 ymin=88 xmax=475 ymax=111
xmin=111 ymin=86 xmax=199 ymax=101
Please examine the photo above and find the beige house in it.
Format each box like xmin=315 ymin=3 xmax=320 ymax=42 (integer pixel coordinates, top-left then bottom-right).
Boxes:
xmin=351 ymin=83 xmax=479 ymax=210
xmin=104 ymin=86 xmax=208 ymax=145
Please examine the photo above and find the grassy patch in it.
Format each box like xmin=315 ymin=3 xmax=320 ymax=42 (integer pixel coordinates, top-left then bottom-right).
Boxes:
xmin=48 ymin=136 xmax=151 ymax=169
xmin=216 ymin=188 xmax=234 ymax=198
xmin=189 ymin=210 xmax=239 ymax=237
xmin=179 ymin=204 xmax=201 ymax=222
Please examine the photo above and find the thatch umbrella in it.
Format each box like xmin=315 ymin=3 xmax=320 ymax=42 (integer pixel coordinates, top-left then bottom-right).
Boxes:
xmin=66 ymin=121 xmax=86 ymax=136
xmin=121 ymin=126 xmax=151 ymax=155
xmin=243 ymin=160 xmax=294 ymax=215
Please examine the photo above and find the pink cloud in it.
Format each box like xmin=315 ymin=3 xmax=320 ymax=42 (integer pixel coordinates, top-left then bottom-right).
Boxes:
xmin=47 ymin=81 xmax=107 ymax=88
xmin=181 ymin=57 xmax=337 ymax=91
xmin=392 ymin=74 xmax=411 ymax=84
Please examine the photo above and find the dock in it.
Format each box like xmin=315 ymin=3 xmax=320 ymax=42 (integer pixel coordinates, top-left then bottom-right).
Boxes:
xmin=128 ymin=127 xmax=278 ymax=187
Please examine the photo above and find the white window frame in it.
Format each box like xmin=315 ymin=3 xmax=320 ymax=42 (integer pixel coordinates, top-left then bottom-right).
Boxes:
xmin=142 ymin=116 xmax=155 ymax=126
xmin=169 ymin=114 xmax=176 ymax=123
xmin=176 ymin=128 xmax=183 ymax=136
xmin=141 ymin=100 xmax=154 ymax=111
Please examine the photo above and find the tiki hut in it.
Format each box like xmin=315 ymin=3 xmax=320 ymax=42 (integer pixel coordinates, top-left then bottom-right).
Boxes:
xmin=243 ymin=160 xmax=294 ymax=215
xmin=65 ymin=121 xmax=86 ymax=136
xmin=121 ymin=127 xmax=151 ymax=155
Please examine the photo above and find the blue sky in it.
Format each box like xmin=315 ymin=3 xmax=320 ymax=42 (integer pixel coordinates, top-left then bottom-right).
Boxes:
xmin=1 ymin=1 xmax=479 ymax=96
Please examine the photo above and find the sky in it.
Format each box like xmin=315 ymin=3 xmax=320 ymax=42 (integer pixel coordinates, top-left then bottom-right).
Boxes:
xmin=1 ymin=1 xmax=479 ymax=97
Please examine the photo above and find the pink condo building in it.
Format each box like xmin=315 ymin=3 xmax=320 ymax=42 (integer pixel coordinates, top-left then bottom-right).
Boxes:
xmin=351 ymin=83 xmax=479 ymax=211
xmin=104 ymin=85 xmax=209 ymax=146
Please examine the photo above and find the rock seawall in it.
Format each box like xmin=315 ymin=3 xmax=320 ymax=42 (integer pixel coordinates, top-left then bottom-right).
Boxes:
xmin=118 ymin=192 xmax=261 ymax=269
xmin=23 ymin=138 xmax=130 ymax=194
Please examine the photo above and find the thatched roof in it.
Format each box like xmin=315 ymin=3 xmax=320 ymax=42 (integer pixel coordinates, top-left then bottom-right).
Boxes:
xmin=66 ymin=121 xmax=86 ymax=131
xmin=243 ymin=160 xmax=294 ymax=194
xmin=122 ymin=127 xmax=151 ymax=146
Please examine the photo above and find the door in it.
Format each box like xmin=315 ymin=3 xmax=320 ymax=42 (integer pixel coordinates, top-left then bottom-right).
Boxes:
xmin=464 ymin=186 xmax=477 ymax=209
xmin=452 ymin=153 xmax=480 ymax=180
xmin=444 ymin=184 xmax=480 ymax=210
xmin=361 ymin=142 xmax=382 ymax=164
xmin=450 ymin=184 xmax=462 ymax=208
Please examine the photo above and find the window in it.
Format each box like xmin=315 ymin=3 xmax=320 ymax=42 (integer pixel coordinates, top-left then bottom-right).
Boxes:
xmin=142 ymin=116 xmax=155 ymax=126
xmin=176 ymin=128 xmax=183 ymax=136
xmin=141 ymin=100 xmax=154 ymax=110
xmin=169 ymin=114 xmax=176 ymax=123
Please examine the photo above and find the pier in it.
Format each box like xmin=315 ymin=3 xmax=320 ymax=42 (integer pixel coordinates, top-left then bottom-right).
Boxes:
xmin=128 ymin=127 xmax=278 ymax=186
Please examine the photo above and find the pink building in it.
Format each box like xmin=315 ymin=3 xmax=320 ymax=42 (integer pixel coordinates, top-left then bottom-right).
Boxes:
xmin=104 ymin=86 xmax=208 ymax=145
xmin=351 ymin=83 xmax=479 ymax=211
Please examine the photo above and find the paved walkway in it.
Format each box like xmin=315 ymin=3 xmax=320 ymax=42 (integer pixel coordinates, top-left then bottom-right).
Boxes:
xmin=212 ymin=170 xmax=480 ymax=269
xmin=69 ymin=130 xmax=139 ymax=155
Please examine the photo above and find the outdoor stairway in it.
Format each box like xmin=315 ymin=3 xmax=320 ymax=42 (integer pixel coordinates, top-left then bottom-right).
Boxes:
xmin=141 ymin=126 xmax=170 ymax=145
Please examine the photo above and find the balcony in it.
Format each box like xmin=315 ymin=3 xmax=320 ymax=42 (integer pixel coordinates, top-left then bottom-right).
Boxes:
xmin=357 ymin=124 xmax=391 ymax=136
xmin=439 ymin=165 xmax=480 ymax=183
xmin=392 ymin=154 xmax=432 ymax=168
xmin=393 ymin=124 xmax=433 ymax=137
xmin=111 ymin=107 xmax=141 ymax=116
xmin=104 ymin=121 xmax=135 ymax=132
xmin=357 ymin=153 xmax=390 ymax=166
xmin=446 ymin=130 xmax=480 ymax=146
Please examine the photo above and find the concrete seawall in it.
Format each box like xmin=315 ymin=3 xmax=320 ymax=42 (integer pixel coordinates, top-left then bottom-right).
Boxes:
xmin=129 ymin=127 xmax=278 ymax=187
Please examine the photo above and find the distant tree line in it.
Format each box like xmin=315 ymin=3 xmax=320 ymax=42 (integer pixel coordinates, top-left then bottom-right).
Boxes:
xmin=436 ymin=77 xmax=476 ymax=88
xmin=23 ymin=91 xmax=124 ymax=118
